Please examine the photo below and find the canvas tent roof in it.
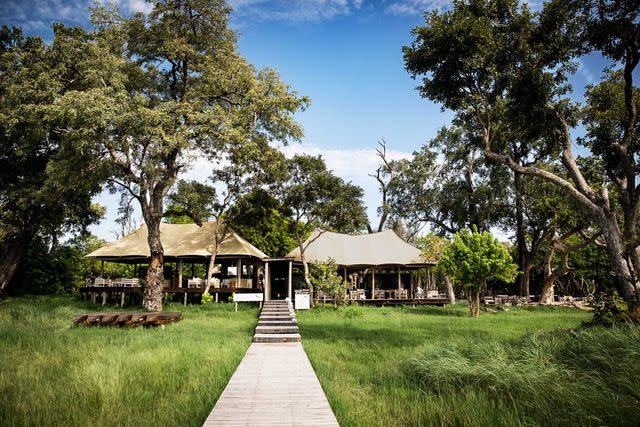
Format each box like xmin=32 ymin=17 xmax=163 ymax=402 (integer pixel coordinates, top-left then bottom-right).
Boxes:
xmin=286 ymin=229 xmax=432 ymax=267
xmin=87 ymin=222 xmax=268 ymax=262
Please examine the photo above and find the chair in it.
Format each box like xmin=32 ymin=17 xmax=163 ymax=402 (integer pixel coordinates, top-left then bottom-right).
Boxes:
xmin=415 ymin=287 xmax=424 ymax=299
xmin=426 ymin=290 xmax=439 ymax=299
xmin=122 ymin=278 xmax=140 ymax=288
xmin=94 ymin=277 xmax=107 ymax=287
xmin=398 ymin=289 xmax=408 ymax=299
xmin=188 ymin=278 xmax=204 ymax=289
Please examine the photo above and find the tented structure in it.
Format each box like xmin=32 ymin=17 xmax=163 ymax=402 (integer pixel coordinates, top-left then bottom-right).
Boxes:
xmin=285 ymin=229 xmax=436 ymax=300
xmin=87 ymin=222 xmax=267 ymax=263
xmin=286 ymin=229 xmax=431 ymax=267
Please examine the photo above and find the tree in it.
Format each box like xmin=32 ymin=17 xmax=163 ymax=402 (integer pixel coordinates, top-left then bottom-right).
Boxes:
xmin=0 ymin=25 xmax=108 ymax=292
xmin=89 ymin=0 xmax=308 ymax=310
xmin=309 ymin=259 xmax=349 ymax=307
xmin=403 ymin=0 xmax=640 ymax=304
xmin=437 ymin=228 xmax=518 ymax=317
xmin=282 ymin=154 xmax=368 ymax=303
xmin=415 ymin=233 xmax=456 ymax=303
xmin=227 ymin=188 xmax=301 ymax=257
xmin=389 ymin=125 xmax=510 ymax=236
xmin=368 ymin=139 xmax=400 ymax=233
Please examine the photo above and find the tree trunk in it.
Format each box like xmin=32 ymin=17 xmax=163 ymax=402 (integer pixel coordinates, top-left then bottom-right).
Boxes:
xmin=540 ymin=245 xmax=558 ymax=305
xmin=598 ymin=210 xmax=638 ymax=302
xmin=521 ymin=262 xmax=532 ymax=298
xmin=203 ymin=251 xmax=218 ymax=296
xmin=0 ymin=230 xmax=34 ymax=293
xmin=301 ymin=254 xmax=314 ymax=307
xmin=444 ymin=276 xmax=456 ymax=304
xmin=467 ymin=290 xmax=480 ymax=317
xmin=142 ymin=217 xmax=164 ymax=311
xmin=513 ymin=171 xmax=529 ymax=297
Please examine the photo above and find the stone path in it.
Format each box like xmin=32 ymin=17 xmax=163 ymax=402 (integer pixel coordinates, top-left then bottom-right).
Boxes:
xmin=203 ymin=301 xmax=339 ymax=427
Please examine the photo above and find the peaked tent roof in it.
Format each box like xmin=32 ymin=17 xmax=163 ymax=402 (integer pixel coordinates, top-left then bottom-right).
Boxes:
xmin=286 ymin=229 xmax=432 ymax=267
xmin=87 ymin=221 xmax=268 ymax=262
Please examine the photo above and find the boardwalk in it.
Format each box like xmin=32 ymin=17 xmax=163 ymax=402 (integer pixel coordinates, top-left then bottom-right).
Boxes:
xmin=203 ymin=300 xmax=339 ymax=426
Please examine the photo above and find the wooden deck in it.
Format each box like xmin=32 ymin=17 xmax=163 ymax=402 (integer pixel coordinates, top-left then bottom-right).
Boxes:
xmin=204 ymin=342 xmax=338 ymax=427
xmin=349 ymin=297 xmax=450 ymax=306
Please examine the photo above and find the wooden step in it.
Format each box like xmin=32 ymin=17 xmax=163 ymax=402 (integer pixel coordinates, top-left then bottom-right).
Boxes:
xmin=253 ymin=333 xmax=301 ymax=343
xmin=259 ymin=316 xmax=295 ymax=322
xmin=257 ymin=320 xmax=297 ymax=327
xmin=255 ymin=325 xmax=299 ymax=334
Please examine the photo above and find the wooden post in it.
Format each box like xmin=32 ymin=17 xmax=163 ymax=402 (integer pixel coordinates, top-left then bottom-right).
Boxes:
xmin=102 ymin=292 xmax=107 ymax=305
xmin=288 ymin=261 xmax=293 ymax=300
xmin=178 ymin=259 xmax=183 ymax=288
xmin=236 ymin=259 xmax=241 ymax=288
xmin=410 ymin=270 xmax=414 ymax=299
xmin=397 ymin=267 xmax=401 ymax=290
xmin=184 ymin=292 xmax=187 ymax=306
xmin=265 ymin=262 xmax=270 ymax=301
xmin=120 ymin=291 xmax=125 ymax=307
xmin=371 ymin=269 xmax=376 ymax=299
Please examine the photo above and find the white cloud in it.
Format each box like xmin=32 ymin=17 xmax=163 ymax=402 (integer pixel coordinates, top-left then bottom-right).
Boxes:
xmin=386 ymin=0 xmax=544 ymax=15
xmin=386 ymin=0 xmax=452 ymax=15
xmin=230 ymin=0 xmax=364 ymax=22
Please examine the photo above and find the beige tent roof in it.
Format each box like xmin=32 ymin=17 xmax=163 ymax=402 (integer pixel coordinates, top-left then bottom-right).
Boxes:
xmin=286 ymin=229 xmax=432 ymax=267
xmin=87 ymin=221 xmax=268 ymax=262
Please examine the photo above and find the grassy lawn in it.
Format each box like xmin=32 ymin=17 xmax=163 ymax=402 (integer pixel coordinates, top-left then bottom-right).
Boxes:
xmin=298 ymin=304 xmax=640 ymax=427
xmin=0 ymin=295 xmax=257 ymax=426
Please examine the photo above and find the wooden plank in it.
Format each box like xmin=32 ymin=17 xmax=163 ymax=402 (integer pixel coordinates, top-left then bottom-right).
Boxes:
xmin=72 ymin=312 xmax=183 ymax=327
xmin=203 ymin=343 xmax=338 ymax=427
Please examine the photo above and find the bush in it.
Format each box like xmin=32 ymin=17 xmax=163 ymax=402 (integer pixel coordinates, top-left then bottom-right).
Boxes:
xmin=201 ymin=292 xmax=214 ymax=305
xmin=586 ymin=293 xmax=640 ymax=326
xmin=310 ymin=259 xmax=349 ymax=307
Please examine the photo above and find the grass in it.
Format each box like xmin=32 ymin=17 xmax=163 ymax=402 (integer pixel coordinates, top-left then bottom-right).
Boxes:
xmin=297 ymin=304 xmax=640 ymax=427
xmin=0 ymin=295 xmax=258 ymax=426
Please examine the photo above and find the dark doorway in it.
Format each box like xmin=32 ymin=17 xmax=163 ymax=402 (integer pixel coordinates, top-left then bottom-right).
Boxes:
xmin=269 ymin=261 xmax=289 ymax=300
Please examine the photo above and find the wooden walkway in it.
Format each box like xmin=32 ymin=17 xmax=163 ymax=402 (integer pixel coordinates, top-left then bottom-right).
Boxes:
xmin=203 ymin=301 xmax=338 ymax=426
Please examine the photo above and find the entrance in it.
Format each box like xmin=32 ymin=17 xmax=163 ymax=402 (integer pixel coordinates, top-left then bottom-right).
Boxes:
xmin=269 ymin=261 xmax=288 ymax=300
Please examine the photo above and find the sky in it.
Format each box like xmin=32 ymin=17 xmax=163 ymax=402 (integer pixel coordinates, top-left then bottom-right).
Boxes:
xmin=0 ymin=0 xmax=606 ymax=241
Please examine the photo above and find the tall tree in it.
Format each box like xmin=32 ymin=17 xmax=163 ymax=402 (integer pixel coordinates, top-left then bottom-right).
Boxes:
xmin=227 ymin=188 xmax=301 ymax=257
xmin=0 ymin=25 xmax=107 ymax=292
xmin=389 ymin=125 xmax=510 ymax=236
xmin=404 ymin=0 xmax=640 ymax=303
xmin=368 ymin=139 xmax=399 ymax=233
xmin=282 ymin=154 xmax=368 ymax=303
xmin=90 ymin=0 xmax=308 ymax=310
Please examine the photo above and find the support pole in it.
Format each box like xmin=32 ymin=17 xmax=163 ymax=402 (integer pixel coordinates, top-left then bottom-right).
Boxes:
xmin=371 ymin=269 xmax=376 ymax=299
xmin=178 ymin=259 xmax=183 ymax=288
xmin=288 ymin=261 xmax=293 ymax=300
xmin=120 ymin=291 xmax=125 ymax=307
xmin=265 ymin=262 xmax=270 ymax=301
xmin=184 ymin=292 xmax=187 ymax=306
xmin=100 ymin=260 xmax=104 ymax=277
xmin=397 ymin=267 xmax=401 ymax=290
xmin=236 ymin=259 xmax=241 ymax=288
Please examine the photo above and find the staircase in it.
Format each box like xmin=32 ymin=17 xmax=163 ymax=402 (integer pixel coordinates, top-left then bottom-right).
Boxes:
xmin=253 ymin=300 xmax=301 ymax=343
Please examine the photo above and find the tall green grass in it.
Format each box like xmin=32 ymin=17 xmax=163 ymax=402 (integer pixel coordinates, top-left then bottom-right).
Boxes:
xmin=0 ymin=296 xmax=257 ymax=426
xmin=298 ymin=304 xmax=639 ymax=426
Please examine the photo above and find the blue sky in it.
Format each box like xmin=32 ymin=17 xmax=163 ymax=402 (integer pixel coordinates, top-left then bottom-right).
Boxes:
xmin=1 ymin=0 xmax=606 ymax=240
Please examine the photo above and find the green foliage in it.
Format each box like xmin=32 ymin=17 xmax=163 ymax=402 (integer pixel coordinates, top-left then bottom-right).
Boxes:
xmin=201 ymin=292 xmax=214 ymax=305
xmin=227 ymin=189 xmax=302 ymax=257
xmin=309 ymin=259 xmax=349 ymax=307
xmin=586 ymin=293 xmax=640 ymax=327
xmin=415 ymin=233 xmax=450 ymax=263
xmin=0 ymin=25 xmax=109 ymax=289
xmin=438 ymin=228 xmax=518 ymax=316
xmin=283 ymin=154 xmax=369 ymax=234
xmin=342 ymin=306 xmax=364 ymax=318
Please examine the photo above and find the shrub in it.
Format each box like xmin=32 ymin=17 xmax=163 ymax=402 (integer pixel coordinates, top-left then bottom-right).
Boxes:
xmin=201 ymin=292 xmax=214 ymax=305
